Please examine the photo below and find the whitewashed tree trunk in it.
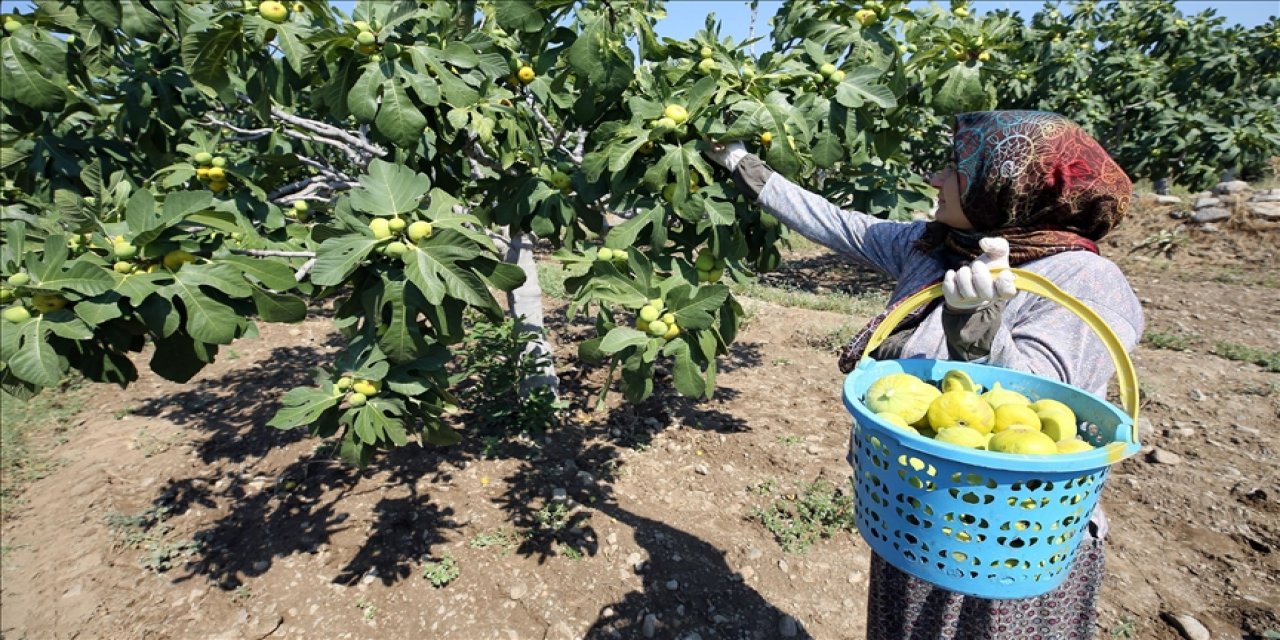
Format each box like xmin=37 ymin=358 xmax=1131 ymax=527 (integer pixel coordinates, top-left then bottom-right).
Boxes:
xmin=504 ymin=232 xmax=559 ymax=395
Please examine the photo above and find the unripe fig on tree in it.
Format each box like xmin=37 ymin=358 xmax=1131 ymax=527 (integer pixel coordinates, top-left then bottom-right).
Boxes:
xmin=855 ymin=9 xmax=878 ymax=26
xmin=259 ymin=0 xmax=288 ymax=23
xmin=351 ymin=379 xmax=380 ymax=396
xmin=385 ymin=241 xmax=408 ymax=257
xmin=760 ymin=131 xmax=773 ymax=146
xmin=4 ymin=18 xmax=22 ymax=33
xmin=953 ymin=6 xmax=970 ymax=17
xmin=113 ymin=242 xmax=138 ymax=259
xmin=653 ymin=116 xmax=677 ymax=132
xmin=407 ymin=221 xmax=433 ymax=241
xmin=388 ymin=217 xmax=407 ymax=232
xmin=819 ymin=62 xmax=837 ymax=77
xmin=517 ymin=65 xmax=535 ymax=84
xmin=347 ymin=392 xmax=367 ymax=407
xmin=597 ymin=248 xmax=615 ymax=262
xmin=369 ymin=218 xmax=392 ymax=239
xmin=829 ymin=69 xmax=845 ymax=83
xmin=163 ymin=250 xmax=198 ymax=271
xmin=699 ymin=46 xmax=713 ymax=59
xmin=695 ymin=250 xmax=716 ymax=271
xmin=32 ymin=294 xmax=67 ymax=313
xmin=646 ymin=320 xmax=668 ymax=337
xmin=698 ymin=58 xmax=716 ymax=74
xmin=293 ymin=201 xmax=308 ymax=213
xmin=2 ymin=306 xmax=30 ymax=323
xmin=194 ymin=151 xmax=213 ymax=165
xmin=207 ymin=167 xmax=226 ymax=181
xmin=8 ymin=273 xmax=30 ymax=287
xmin=356 ymin=31 xmax=376 ymax=46
xmin=663 ymin=104 xmax=688 ymax=124
xmin=663 ymin=322 xmax=680 ymax=340
xmin=549 ymin=171 xmax=572 ymax=191
xmin=336 ymin=376 xmax=352 ymax=390
xmin=639 ymin=305 xmax=661 ymax=322
xmin=211 ymin=157 xmax=227 ymax=167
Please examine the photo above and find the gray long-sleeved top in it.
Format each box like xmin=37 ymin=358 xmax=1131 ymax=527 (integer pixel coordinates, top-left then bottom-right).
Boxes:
xmin=740 ymin=158 xmax=1145 ymax=399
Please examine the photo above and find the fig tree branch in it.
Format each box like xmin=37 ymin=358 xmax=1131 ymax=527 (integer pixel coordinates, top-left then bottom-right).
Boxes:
xmin=526 ymin=97 xmax=584 ymax=164
xmin=229 ymin=249 xmax=317 ymax=258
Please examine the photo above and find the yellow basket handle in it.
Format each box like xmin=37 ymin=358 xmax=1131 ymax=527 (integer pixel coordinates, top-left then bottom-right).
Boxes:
xmin=863 ymin=268 xmax=1139 ymax=439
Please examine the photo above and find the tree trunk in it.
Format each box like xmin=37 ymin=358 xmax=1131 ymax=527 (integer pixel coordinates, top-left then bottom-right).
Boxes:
xmin=504 ymin=233 xmax=559 ymax=396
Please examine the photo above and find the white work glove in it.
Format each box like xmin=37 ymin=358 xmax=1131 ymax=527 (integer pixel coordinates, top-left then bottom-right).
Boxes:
xmin=942 ymin=237 xmax=1017 ymax=311
xmin=706 ymin=140 xmax=749 ymax=172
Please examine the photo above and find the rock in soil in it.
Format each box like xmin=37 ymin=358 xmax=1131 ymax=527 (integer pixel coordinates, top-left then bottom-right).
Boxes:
xmin=1163 ymin=612 xmax=1211 ymax=640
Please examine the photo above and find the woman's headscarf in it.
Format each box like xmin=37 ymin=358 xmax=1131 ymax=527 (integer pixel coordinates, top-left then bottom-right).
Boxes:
xmin=917 ymin=110 xmax=1133 ymax=262
xmin=837 ymin=110 xmax=1133 ymax=373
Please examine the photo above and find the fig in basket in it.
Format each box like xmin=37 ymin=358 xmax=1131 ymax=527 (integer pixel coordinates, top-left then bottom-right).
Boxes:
xmin=988 ymin=429 xmax=1058 ymax=455
xmin=1055 ymin=439 xmax=1095 ymax=453
xmin=875 ymin=411 xmax=919 ymax=433
xmin=939 ymin=369 xmax=980 ymax=393
xmin=1030 ymin=398 xmax=1078 ymax=442
xmin=992 ymin=403 xmax=1041 ymax=434
xmin=934 ymin=426 xmax=987 ymax=449
xmin=864 ymin=373 xmax=940 ymax=426
xmin=925 ymin=390 xmax=995 ymax=434
xmin=981 ymin=382 xmax=1030 ymax=409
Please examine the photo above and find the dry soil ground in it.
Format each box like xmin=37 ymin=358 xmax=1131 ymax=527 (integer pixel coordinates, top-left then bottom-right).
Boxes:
xmin=1 ymin=198 xmax=1277 ymax=639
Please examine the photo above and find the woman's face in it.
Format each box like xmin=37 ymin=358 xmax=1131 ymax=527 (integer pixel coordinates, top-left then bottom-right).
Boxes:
xmin=930 ymin=165 xmax=973 ymax=230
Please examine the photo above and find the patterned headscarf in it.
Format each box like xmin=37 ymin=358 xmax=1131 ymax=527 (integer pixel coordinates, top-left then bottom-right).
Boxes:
xmin=837 ymin=110 xmax=1132 ymax=373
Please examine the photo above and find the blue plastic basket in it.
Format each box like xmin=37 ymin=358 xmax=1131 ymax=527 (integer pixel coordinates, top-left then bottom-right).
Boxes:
xmin=841 ymin=270 xmax=1141 ymax=600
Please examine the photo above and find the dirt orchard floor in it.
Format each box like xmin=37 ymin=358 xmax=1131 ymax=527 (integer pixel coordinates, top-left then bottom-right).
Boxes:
xmin=1 ymin=199 xmax=1278 ymax=640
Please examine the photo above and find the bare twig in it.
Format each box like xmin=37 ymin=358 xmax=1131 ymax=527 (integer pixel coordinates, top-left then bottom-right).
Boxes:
xmin=572 ymin=129 xmax=587 ymax=163
xmin=204 ymin=116 xmax=272 ymax=141
xmin=267 ymin=106 xmax=387 ymax=159
xmin=230 ymin=93 xmax=388 ymax=163
xmin=227 ymin=249 xmax=319 ymax=282
xmin=464 ymin=134 xmax=520 ymax=177
xmin=294 ymin=257 xmax=318 ymax=282
xmin=230 ymin=249 xmax=317 ymax=258
xmin=267 ymin=176 xmax=360 ymax=203
xmin=526 ymin=97 xmax=583 ymax=164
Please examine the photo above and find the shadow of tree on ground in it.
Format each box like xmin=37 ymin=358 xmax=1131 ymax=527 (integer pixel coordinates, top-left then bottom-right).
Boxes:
xmin=132 ymin=315 xmax=810 ymax=635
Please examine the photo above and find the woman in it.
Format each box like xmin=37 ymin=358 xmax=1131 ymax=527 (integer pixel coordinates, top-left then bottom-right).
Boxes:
xmin=707 ymin=110 xmax=1143 ymax=639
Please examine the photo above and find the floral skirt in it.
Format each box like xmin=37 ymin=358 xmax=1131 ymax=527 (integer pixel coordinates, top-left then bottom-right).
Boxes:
xmin=865 ymin=535 xmax=1105 ymax=640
